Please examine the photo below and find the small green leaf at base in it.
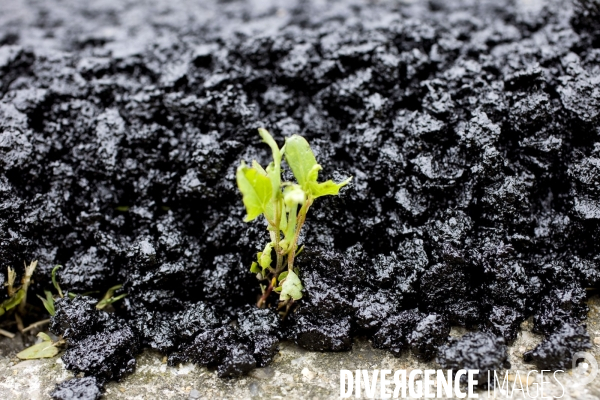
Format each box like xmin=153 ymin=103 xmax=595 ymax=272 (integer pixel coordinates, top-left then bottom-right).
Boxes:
xmin=277 ymin=271 xmax=289 ymax=282
xmin=96 ymin=285 xmax=127 ymax=310
xmin=16 ymin=333 xmax=59 ymax=360
xmin=259 ymin=243 xmax=273 ymax=271
xmin=38 ymin=332 xmax=52 ymax=342
xmin=279 ymin=270 xmax=303 ymax=301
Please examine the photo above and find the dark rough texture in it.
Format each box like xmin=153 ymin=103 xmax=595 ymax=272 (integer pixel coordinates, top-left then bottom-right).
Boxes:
xmin=481 ymin=305 xmax=523 ymax=342
xmin=50 ymin=377 xmax=103 ymax=400
xmin=524 ymin=323 xmax=592 ymax=370
xmin=166 ymin=306 xmax=280 ymax=376
xmin=170 ymin=326 xmax=257 ymax=378
xmin=50 ymin=297 xmax=110 ymax=341
xmin=436 ymin=332 xmax=511 ymax=386
xmin=236 ymin=306 xmax=281 ymax=367
xmin=290 ymin=314 xmax=353 ymax=352
xmin=407 ymin=313 xmax=450 ymax=361
xmin=61 ymin=324 xmax=140 ymax=381
xmin=372 ymin=309 xmax=422 ymax=357
xmin=1 ymin=0 xmax=599 ymax=391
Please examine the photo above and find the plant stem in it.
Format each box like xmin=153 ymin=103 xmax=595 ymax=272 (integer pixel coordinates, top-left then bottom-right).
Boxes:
xmin=287 ymin=199 xmax=311 ymax=272
xmin=15 ymin=313 xmax=24 ymax=333
xmin=22 ymin=319 xmax=51 ymax=333
xmin=18 ymin=260 xmax=38 ymax=315
xmin=257 ymin=278 xmax=274 ymax=308
xmin=0 ymin=328 xmax=15 ymax=339
xmin=281 ymin=300 xmax=295 ymax=319
xmin=274 ymin=198 xmax=284 ymax=274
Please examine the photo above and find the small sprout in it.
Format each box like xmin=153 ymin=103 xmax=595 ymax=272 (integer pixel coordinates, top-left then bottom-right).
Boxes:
xmin=37 ymin=290 xmax=56 ymax=316
xmin=16 ymin=332 xmax=62 ymax=360
xmin=0 ymin=288 xmax=25 ymax=317
xmin=19 ymin=260 xmax=38 ymax=314
xmin=51 ymin=265 xmax=64 ymax=298
xmin=96 ymin=284 xmax=127 ymax=310
xmin=236 ymin=129 xmax=351 ymax=313
xmin=7 ymin=267 xmax=17 ymax=296
xmin=0 ymin=261 xmax=38 ymax=317
xmin=35 ymin=265 xmax=65 ymax=317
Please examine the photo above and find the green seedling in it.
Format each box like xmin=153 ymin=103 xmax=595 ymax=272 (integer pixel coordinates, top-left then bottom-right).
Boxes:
xmin=236 ymin=129 xmax=351 ymax=313
xmin=37 ymin=265 xmax=127 ymax=315
xmin=37 ymin=265 xmax=65 ymax=316
xmin=96 ymin=284 xmax=127 ymax=310
xmin=0 ymin=261 xmax=38 ymax=317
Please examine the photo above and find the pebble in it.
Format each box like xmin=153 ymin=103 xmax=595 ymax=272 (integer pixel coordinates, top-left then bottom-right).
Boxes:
xmin=301 ymin=367 xmax=316 ymax=381
xmin=249 ymin=382 xmax=260 ymax=396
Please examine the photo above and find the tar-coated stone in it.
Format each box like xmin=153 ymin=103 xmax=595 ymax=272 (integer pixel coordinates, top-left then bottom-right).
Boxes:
xmin=482 ymin=305 xmax=524 ymax=342
xmin=50 ymin=297 xmax=110 ymax=341
xmin=237 ymin=306 xmax=281 ymax=338
xmin=407 ymin=313 xmax=450 ymax=361
xmin=436 ymin=332 xmax=511 ymax=386
xmin=291 ymin=314 xmax=352 ymax=352
xmin=372 ymin=309 xmax=422 ymax=356
xmin=175 ymin=326 xmax=256 ymax=378
xmin=61 ymin=324 xmax=140 ymax=381
xmin=50 ymin=377 xmax=103 ymax=400
xmin=523 ymin=323 xmax=592 ymax=370
xmin=237 ymin=306 xmax=280 ymax=367
xmin=174 ymin=301 xmax=226 ymax=341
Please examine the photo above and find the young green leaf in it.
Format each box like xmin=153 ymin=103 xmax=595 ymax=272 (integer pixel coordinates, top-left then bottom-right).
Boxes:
xmin=236 ymin=161 xmax=274 ymax=222
xmin=279 ymin=270 xmax=303 ymax=301
xmin=259 ymin=243 xmax=273 ymax=271
xmin=278 ymin=271 xmax=289 ymax=282
xmin=259 ymin=128 xmax=282 ymax=166
xmin=96 ymin=294 xmax=127 ymax=310
xmin=51 ymin=265 xmax=64 ymax=298
xmin=308 ymin=177 xmax=352 ymax=198
xmin=250 ymin=261 xmax=261 ymax=274
xmin=37 ymin=290 xmax=55 ymax=316
xmin=96 ymin=284 xmax=127 ymax=310
xmin=0 ymin=288 xmax=26 ymax=317
xmin=284 ymin=135 xmax=319 ymax=187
